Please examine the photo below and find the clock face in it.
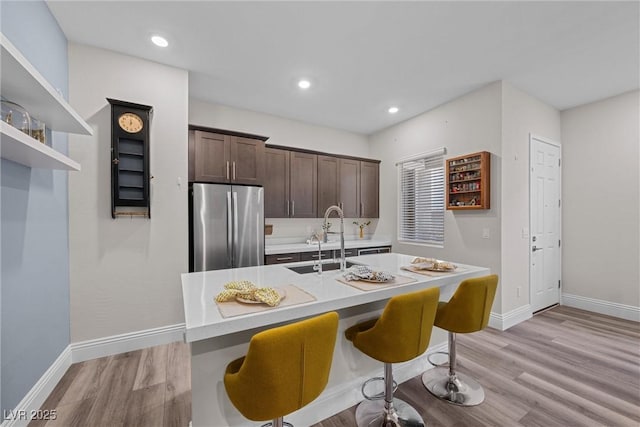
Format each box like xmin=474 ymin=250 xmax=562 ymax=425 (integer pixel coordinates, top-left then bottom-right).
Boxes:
xmin=118 ymin=112 xmax=144 ymax=133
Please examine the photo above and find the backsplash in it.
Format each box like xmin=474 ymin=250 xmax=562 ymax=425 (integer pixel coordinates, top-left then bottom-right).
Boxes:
xmin=265 ymin=218 xmax=380 ymax=244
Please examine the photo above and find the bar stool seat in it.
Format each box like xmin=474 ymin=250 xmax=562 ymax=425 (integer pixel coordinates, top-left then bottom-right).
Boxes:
xmin=421 ymin=274 xmax=498 ymax=406
xmin=224 ymin=312 xmax=339 ymax=427
xmin=345 ymin=287 xmax=440 ymax=427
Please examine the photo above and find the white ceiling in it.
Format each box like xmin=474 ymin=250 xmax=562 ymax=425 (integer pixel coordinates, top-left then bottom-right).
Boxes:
xmin=47 ymin=1 xmax=639 ymax=135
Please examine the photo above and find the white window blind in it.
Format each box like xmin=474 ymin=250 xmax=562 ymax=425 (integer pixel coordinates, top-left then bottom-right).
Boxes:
xmin=398 ymin=151 xmax=445 ymax=246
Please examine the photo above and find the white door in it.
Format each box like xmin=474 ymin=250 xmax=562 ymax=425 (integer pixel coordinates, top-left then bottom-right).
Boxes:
xmin=530 ymin=135 xmax=561 ymax=312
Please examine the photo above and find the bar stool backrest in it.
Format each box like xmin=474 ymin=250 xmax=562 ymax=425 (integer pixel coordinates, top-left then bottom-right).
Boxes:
xmin=351 ymin=287 xmax=440 ymax=363
xmin=435 ymin=275 xmax=499 ymax=333
xmin=224 ymin=311 xmax=339 ymax=421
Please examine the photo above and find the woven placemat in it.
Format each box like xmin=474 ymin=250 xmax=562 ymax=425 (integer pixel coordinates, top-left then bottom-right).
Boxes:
xmin=335 ymin=274 xmax=417 ymax=291
xmin=215 ymin=284 xmax=316 ymax=318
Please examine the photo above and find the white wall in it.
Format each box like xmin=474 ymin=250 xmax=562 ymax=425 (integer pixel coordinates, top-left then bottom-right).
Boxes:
xmin=561 ymin=90 xmax=639 ymax=307
xmin=189 ymin=99 xmax=372 ymax=241
xmin=501 ymin=82 xmax=561 ymax=313
xmin=369 ymin=82 xmax=503 ymax=309
xmin=68 ymin=44 xmax=189 ymax=341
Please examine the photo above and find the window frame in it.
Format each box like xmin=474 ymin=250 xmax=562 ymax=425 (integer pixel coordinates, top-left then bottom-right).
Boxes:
xmin=396 ymin=148 xmax=446 ymax=248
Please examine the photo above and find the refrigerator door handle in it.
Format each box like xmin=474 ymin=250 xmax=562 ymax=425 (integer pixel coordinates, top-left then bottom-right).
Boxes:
xmin=226 ymin=191 xmax=233 ymax=268
xmin=233 ymin=191 xmax=239 ymax=265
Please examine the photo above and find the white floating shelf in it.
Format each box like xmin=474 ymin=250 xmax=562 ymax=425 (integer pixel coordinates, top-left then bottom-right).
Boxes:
xmin=0 ymin=121 xmax=80 ymax=171
xmin=1 ymin=32 xmax=93 ymax=136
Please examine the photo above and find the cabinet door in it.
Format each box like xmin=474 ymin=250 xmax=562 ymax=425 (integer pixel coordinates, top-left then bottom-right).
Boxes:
xmin=230 ymin=136 xmax=265 ymax=185
xmin=338 ymin=158 xmax=360 ymax=218
xmin=290 ymin=152 xmax=317 ymax=218
xmin=194 ymin=131 xmax=230 ymax=183
xmin=317 ymin=155 xmax=339 ymax=217
xmin=360 ymin=161 xmax=379 ymax=218
xmin=264 ymin=148 xmax=290 ymax=218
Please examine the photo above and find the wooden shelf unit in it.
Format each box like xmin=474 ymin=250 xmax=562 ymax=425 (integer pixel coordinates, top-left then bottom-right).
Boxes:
xmin=446 ymin=151 xmax=490 ymax=210
xmin=0 ymin=32 xmax=92 ymax=170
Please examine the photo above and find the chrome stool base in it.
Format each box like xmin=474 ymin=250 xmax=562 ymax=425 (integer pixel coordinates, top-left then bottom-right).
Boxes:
xmin=260 ymin=418 xmax=293 ymax=427
xmin=421 ymin=368 xmax=485 ymax=406
xmin=355 ymin=398 xmax=424 ymax=427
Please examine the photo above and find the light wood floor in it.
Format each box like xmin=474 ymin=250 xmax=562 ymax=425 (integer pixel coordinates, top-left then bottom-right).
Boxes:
xmin=30 ymin=306 xmax=639 ymax=427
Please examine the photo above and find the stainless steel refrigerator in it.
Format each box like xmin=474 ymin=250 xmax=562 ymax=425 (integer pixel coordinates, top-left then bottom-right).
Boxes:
xmin=189 ymin=183 xmax=264 ymax=272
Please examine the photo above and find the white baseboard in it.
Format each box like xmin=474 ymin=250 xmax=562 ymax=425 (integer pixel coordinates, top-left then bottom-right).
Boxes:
xmin=71 ymin=323 xmax=186 ymax=363
xmin=488 ymin=304 xmax=532 ymax=331
xmin=1 ymin=346 xmax=72 ymax=427
xmin=562 ymin=293 xmax=640 ymax=322
xmin=287 ymin=341 xmax=449 ymax=426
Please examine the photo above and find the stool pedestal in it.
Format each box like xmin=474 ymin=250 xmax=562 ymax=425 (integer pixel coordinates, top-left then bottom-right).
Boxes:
xmin=355 ymin=364 xmax=424 ymax=427
xmin=421 ymin=332 xmax=485 ymax=406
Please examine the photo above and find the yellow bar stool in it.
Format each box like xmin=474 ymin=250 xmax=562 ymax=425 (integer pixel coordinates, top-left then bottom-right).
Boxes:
xmin=224 ymin=312 xmax=339 ymax=427
xmin=345 ymin=287 xmax=440 ymax=427
xmin=421 ymin=274 xmax=498 ymax=406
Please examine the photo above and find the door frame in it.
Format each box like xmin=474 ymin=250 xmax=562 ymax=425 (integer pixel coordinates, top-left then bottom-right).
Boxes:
xmin=529 ymin=133 xmax=562 ymax=312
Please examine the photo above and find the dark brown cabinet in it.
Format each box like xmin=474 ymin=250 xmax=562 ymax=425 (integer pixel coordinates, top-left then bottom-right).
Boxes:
xmin=264 ymin=148 xmax=317 ymax=218
xmin=189 ymin=128 xmax=265 ymax=185
xmin=289 ymin=151 xmax=317 ymax=218
xmin=264 ymin=148 xmax=290 ymax=218
xmin=265 ymin=253 xmax=301 ymax=265
xmin=318 ymin=158 xmax=379 ymax=218
xmin=338 ymin=158 xmax=360 ymax=218
xmin=360 ymin=161 xmax=379 ymax=218
xmin=318 ymin=155 xmax=339 ymax=216
xmin=263 ymin=145 xmax=379 ymax=219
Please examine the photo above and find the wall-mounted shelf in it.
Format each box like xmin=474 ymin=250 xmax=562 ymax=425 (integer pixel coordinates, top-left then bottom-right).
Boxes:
xmin=1 ymin=32 xmax=92 ymax=170
xmin=0 ymin=121 xmax=80 ymax=170
xmin=1 ymin=33 xmax=93 ymax=135
xmin=446 ymin=151 xmax=490 ymax=210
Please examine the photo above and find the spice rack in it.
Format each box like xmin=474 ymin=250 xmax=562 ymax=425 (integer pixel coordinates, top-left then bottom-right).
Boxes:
xmin=446 ymin=151 xmax=490 ymax=210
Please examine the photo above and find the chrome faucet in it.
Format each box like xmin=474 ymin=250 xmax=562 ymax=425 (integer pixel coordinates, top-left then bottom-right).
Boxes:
xmin=309 ymin=232 xmax=323 ymax=275
xmin=323 ymin=205 xmax=346 ymax=271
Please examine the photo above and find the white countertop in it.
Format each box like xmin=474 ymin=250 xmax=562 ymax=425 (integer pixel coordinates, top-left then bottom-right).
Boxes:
xmin=181 ymin=253 xmax=490 ymax=342
xmin=265 ymin=238 xmax=392 ymax=255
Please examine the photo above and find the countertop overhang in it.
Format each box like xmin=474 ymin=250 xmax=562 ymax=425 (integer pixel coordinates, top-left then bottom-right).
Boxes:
xmin=181 ymin=253 xmax=490 ymax=343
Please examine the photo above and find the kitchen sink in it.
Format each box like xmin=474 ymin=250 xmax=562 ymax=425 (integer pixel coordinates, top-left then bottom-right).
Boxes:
xmin=287 ymin=261 xmax=357 ymax=274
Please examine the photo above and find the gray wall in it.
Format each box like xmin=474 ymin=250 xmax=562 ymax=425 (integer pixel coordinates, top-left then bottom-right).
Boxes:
xmin=1 ymin=1 xmax=71 ymax=413
xmin=561 ymin=90 xmax=639 ymax=307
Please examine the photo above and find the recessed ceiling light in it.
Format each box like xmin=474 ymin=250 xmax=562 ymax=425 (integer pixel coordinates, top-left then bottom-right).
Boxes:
xmin=298 ymin=79 xmax=311 ymax=89
xmin=388 ymin=106 xmax=399 ymax=114
xmin=151 ymin=35 xmax=169 ymax=48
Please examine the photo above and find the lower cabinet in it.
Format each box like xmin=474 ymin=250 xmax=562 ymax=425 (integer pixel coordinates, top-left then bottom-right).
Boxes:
xmin=265 ymin=253 xmax=301 ymax=264
xmin=265 ymin=245 xmax=391 ymax=265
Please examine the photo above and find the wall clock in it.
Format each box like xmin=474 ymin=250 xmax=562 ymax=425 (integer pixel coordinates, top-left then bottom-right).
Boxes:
xmin=107 ymin=98 xmax=153 ymax=218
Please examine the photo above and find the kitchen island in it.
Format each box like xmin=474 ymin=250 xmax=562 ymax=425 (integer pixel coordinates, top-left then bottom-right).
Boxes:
xmin=181 ymin=253 xmax=490 ymax=426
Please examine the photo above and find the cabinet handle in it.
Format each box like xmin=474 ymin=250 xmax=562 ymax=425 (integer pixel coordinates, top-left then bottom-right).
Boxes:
xmin=276 ymin=257 xmax=293 ymax=261
xmin=226 ymin=161 xmax=230 ymax=180
xmin=232 ymin=162 xmax=236 ymax=180
xmin=292 ymin=200 xmax=295 ymax=217
xmin=311 ymin=254 xmax=325 ymax=258
xmin=286 ymin=200 xmax=290 ymax=217
xmin=360 ymin=202 xmax=363 ymax=217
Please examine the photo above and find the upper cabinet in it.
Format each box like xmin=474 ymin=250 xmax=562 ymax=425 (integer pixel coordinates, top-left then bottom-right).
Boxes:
xmin=263 ymin=145 xmax=380 ymax=219
xmin=188 ymin=126 xmax=266 ymax=185
xmin=289 ymin=151 xmax=318 ymax=218
xmin=317 ymin=155 xmax=339 ymax=215
xmin=0 ymin=33 xmax=93 ymax=170
xmin=446 ymin=151 xmax=490 ymax=210
xmin=264 ymin=148 xmax=290 ymax=218
xmin=264 ymin=148 xmax=318 ymax=218
xmin=359 ymin=161 xmax=379 ymax=218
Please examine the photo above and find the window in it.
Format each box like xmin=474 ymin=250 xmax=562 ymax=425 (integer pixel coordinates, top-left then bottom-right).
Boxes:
xmin=398 ymin=149 xmax=445 ymax=246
